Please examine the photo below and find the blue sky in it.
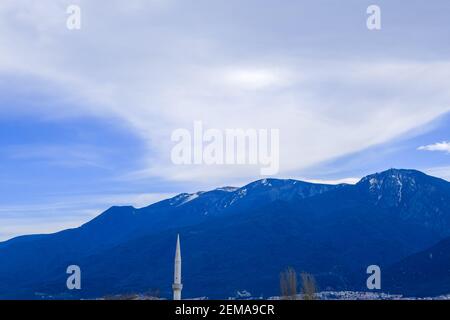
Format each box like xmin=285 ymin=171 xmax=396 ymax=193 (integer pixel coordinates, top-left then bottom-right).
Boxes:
xmin=0 ymin=0 xmax=449 ymax=240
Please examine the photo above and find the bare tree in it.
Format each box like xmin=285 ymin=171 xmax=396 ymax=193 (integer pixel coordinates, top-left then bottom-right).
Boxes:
xmin=280 ymin=267 xmax=298 ymax=300
xmin=300 ymin=272 xmax=317 ymax=300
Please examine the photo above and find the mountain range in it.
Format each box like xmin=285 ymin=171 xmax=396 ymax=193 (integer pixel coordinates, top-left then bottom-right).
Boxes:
xmin=0 ymin=168 xmax=450 ymax=299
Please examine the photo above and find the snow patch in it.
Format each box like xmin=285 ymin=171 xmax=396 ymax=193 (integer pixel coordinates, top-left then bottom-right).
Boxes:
xmin=216 ymin=187 xmax=239 ymax=192
xmin=173 ymin=192 xmax=203 ymax=206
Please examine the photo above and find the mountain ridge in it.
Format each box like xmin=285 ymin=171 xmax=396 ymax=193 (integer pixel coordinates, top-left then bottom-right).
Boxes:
xmin=0 ymin=168 xmax=449 ymax=299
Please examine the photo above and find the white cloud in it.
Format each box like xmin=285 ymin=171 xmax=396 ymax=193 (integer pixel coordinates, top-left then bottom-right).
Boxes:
xmin=4 ymin=144 xmax=112 ymax=168
xmin=418 ymin=141 xmax=450 ymax=154
xmin=0 ymin=1 xmax=449 ymax=186
xmin=221 ymin=67 xmax=292 ymax=90
xmin=423 ymin=166 xmax=450 ymax=182
xmin=0 ymin=192 xmax=176 ymax=217
xmin=0 ymin=217 xmax=86 ymax=242
xmin=0 ymin=191 xmax=175 ymax=240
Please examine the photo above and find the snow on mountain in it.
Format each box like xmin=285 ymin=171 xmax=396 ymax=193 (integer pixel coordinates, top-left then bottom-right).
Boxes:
xmin=1 ymin=169 xmax=450 ymax=299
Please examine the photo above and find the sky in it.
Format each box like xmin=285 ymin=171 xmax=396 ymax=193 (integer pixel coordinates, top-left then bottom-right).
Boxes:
xmin=0 ymin=0 xmax=449 ymax=240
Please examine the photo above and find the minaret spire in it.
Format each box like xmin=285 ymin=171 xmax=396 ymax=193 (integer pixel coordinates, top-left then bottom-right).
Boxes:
xmin=172 ymin=234 xmax=183 ymax=300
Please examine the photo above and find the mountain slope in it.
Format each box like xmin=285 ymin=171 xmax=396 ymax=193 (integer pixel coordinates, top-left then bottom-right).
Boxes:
xmin=384 ymin=235 xmax=450 ymax=297
xmin=0 ymin=169 xmax=449 ymax=299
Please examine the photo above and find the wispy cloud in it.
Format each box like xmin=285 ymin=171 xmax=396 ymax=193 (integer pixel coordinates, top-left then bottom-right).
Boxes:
xmin=424 ymin=166 xmax=450 ymax=182
xmin=418 ymin=141 xmax=450 ymax=154
xmin=0 ymin=191 xmax=175 ymax=241
xmin=0 ymin=1 xmax=449 ymax=186
xmin=3 ymin=144 xmax=113 ymax=169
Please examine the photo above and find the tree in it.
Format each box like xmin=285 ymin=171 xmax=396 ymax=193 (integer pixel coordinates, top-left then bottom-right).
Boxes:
xmin=280 ymin=267 xmax=298 ymax=300
xmin=300 ymin=272 xmax=317 ymax=300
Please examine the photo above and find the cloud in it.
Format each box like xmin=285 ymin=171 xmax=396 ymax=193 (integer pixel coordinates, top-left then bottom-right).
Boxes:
xmin=4 ymin=144 xmax=112 ymax=168
xmin=418 ymin=142 xmax=450 ymax=154
xmin=0 ymin=191 xmax=175 ymax=240
xmin=221 ymin=67 xmax=292 ymax=90
xmin=0 ymin=217 xmax=86 ymax=242
xmin=424 ymin=166 xmax=450 ymax=182
xmin=0 ymin=1 xmax=449 ymax=186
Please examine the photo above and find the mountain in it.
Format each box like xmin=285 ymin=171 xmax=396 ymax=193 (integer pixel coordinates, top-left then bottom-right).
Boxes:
xmin=0 ymin=169 xmax=449 ymax=299
xmin=384 ymin=235 xmax=450 ymax=297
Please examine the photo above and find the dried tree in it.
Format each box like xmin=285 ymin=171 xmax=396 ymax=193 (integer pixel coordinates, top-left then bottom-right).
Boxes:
xmin=280 ymin=267 xmax=298 ymax=300
xmin=300 ymin=272 xmax=317 ymax=300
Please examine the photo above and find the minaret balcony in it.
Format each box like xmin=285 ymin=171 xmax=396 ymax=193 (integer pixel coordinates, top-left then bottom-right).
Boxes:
xmin=172 ymin=283 xmax=183 ymax=290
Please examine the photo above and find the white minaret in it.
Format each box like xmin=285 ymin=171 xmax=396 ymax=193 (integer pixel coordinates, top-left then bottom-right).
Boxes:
xmin=172 ymin=234 xmax=183 ymax=300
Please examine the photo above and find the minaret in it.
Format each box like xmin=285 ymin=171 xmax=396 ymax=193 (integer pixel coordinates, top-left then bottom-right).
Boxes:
xmin=172 ymin=234 xmax=183 ymax=300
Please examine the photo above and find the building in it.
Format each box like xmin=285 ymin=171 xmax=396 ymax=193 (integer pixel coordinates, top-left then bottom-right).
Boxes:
xmin=172 ymin=234 xmax=183 ymax=300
